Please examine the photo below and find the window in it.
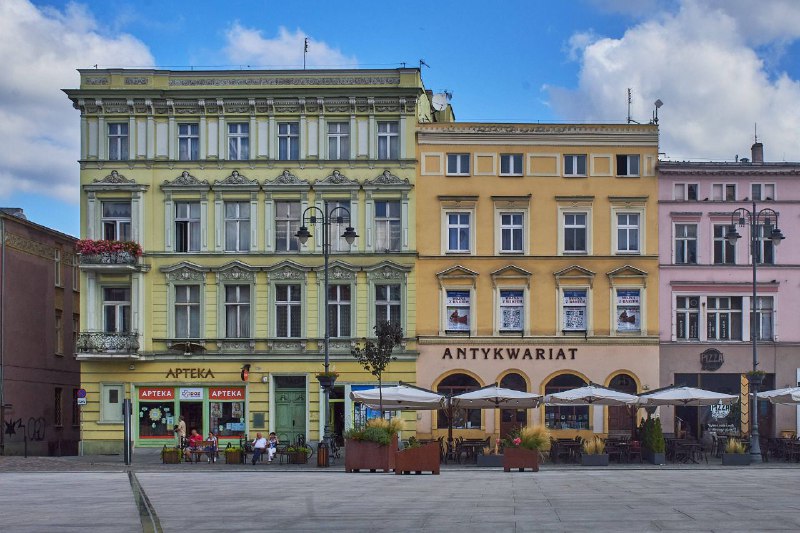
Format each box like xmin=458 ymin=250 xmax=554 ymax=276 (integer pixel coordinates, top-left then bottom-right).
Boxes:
xmin=616 ymin=154 xmax=640 ymax=176
xmin=228 ymin=122 xmax=249 ymax=160
xmin=54 ymin=387 xmax=63 ymax=427
xmin=377 ymin=121 xmax=399 ymax=160
xmin=225 ymin=285 xmax=250 ymax=338
xmin=327 ymin=285 xmax=351 ymax=338
xmin=278 ymin=122 xmax=299 ymax=160
xmin=751 ymin=183 xmax=775 ymax=201
xmin=108 ymin=123 xmax=128 ymax=161
xmin=563 ymin=213 xmax=587 ymax=253
xmin=224 ymin=202 xmax=250 ymax=252
xmin=54 ymin=249 xmax=62 ymax=286
xmin=328 ymin=200 xmax=353 ymax=253
xmin=545 ymin=374 xmax=589 ymax=430
xmin=55 ymin=311 xmax=63 ymax=355
xmin=175 ymin=285 xmax=200 ymax=338
xmin=103 ymin=288 xmax=130 ymax=333
xmin=713 ymin=224 xmax=735 ymax=264
xmin=753 ymin=296 xmax=774 ymax=341
xmin=102 ymin=201 xmax=131 ymax=241
xmin=100 ymin=384 xmax=123 ymax=422
xmin=374 ymin=201 xmax=401 ymax=251
xmin=327 ymin=122 xmax=350 ymax=160
xmin=175 ymin=202 xmax=201 ymax=252
xmin=275 ymin=201 xmax=300 ymax=252
xmin=615 ymin=289 xmax=640 ymax=333
xmin=209 ymin=400 xmax=245 ymax=437
xmin=564 ymin=154 xmax=587 ymax=176
xmin=616 ymin=213 xmax=639 ymax=253
xmin=178 ymin=123 xmax=199 ymax=161
xmin=447 ymin=154 xmax=470 ymax=175
xmin=674 ymin=183 xmax=699 ymax=201
xmin=446 ymin=212 xmax=471 ymax=252
xmin=712 ymin=184 xmax=736 ymax=202
xmin=446 ymin=290 xmax=470 ymax=332
xmin=707 ymin=297 xmax=742 ymax=340
xmin=675 ymin=297 xmax=700 ymax=340
xmin=437 ymin=374 xmax=480 ymax=429
xmin=674 ymin=224 xmax=697 ymax=264
xmin=500 ymin=213 xmax=524 ymax=253
xmin=138 ymin=399 xmax=174 ymax=438
xmin=562 ymin=290 xmax=587 ymax=332
xmin=275 ymin=284 xmax=301 ymax=338
xmin=500 ymin=154 xmax=523 ymax=175
xmin=755 ymin=225 xmax=775 ymax=265
xmin=499 ymin=290 xmax=524 ymax=332
xmin=375 ymin=284 xmax=401 ymax=326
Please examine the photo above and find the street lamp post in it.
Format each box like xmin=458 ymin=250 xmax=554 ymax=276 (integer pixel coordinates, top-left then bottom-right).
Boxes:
xmin=726 ymin=201 xmax=784 ymax=463
xmin=295 ymin=201 xmax=357 ymax=457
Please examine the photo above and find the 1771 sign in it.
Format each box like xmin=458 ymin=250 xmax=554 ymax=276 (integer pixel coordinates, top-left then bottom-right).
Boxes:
xmin=442 ymin=346 xmax=577 ymax=360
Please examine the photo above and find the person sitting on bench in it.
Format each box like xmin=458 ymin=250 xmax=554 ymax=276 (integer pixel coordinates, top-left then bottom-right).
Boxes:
xmin=251 ymin=432 xmax=267 ymax=465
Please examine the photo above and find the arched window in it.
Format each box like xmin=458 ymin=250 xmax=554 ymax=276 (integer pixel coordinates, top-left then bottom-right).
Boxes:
xmin=544 ymin=373 xmax=589 ymax=430
xmin=500 ymin=372 xmax=528 ymax=438
xmin=437 ymin=373 xmax=481 ymax=429
xmin=608 ymin=373 xmax=637 ymax=432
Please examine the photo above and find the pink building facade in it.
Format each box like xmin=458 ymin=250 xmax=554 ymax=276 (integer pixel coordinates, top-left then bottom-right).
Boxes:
xmin=658 ymin=144 xmax=800 ymax=440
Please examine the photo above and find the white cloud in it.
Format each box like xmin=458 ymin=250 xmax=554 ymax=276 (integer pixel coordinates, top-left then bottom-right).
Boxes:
xmin=223 ymin=24 xmax=357 ymax=68
xmin=0 ymin=0 xmax=153 ymax=203
xmin=551 ymin=0 xmax=800 ymax=161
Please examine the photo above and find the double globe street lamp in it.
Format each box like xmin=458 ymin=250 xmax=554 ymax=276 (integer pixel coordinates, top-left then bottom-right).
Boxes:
xmin=295 ymin=202 xmax=357 ymax=461
xmin=725 ymin=201 xmax=784 ymax=463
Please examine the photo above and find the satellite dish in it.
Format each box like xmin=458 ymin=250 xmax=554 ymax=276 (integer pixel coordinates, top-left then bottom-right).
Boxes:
xmin=431 ymin=92 xmax=450 ymax=111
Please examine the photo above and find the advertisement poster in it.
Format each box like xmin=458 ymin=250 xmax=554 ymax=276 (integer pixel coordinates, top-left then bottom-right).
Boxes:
xmin=446 ymin=291 xmax=470 ymax=331
xmin=563 ymin=290 xmax=586 ymax=330
xmin=616 ymin=290 xmax=641 ymax=331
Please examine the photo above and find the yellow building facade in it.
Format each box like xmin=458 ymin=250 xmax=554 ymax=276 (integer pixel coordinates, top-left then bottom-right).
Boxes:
xmin=415 ymin=123 xmax=660 ymax=441
xmin=65 ymin=68 xmax=431 ymax=453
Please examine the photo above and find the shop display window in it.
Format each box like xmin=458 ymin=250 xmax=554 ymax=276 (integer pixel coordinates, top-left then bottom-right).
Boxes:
xmin=210 ymin=401 xmax=245 ymax=437
xmin=544 ymin=374 xmax=589 ymax=430
xmin=139 ymin=402 xmax=175 ymax=438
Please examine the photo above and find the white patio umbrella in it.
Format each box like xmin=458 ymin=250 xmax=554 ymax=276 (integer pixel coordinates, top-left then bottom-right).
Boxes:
xmin=544 ymin=383 xmax=639 ymax=406
xmin=349 ymin=384 xmax=446 ymax=411
xmin=757 ymin=386 xmax=800 ymax=405
xmin=637 ymin=386 xmax=738 ymax=406
xmin=451 ymin=384 xmax=542 ymax=409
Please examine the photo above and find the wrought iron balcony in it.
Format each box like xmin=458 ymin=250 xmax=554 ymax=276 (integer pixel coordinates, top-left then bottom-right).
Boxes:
xmin=76 ymin=331 xmax=140 ymax=357
xmin=79 ymin=251 xmax=138 ymax=266
xmin=76 ymin=240 xmax=142 ymax=271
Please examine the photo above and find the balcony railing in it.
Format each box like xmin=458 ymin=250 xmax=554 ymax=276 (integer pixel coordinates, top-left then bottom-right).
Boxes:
xmin=76 ymin=240 xmax=142 ymax=270
xmin=79 ymin=251 xmax=138 ymax=266
xmin=77 ymin=331 xmax=140 ymax=355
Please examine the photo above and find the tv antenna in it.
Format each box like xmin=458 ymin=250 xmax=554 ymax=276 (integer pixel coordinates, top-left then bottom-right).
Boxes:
xmin=419 ymin=59 xmax=429 ymax=70
xmin=303 ymin=37 xmax=309 ymax=70
xmin=626 ymin=88 xmax=640 ymax=124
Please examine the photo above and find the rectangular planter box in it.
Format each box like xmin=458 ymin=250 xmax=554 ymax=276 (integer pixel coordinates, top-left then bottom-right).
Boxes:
xmin=503 ymin=447 xmax=539 ymax=472
xmin=476 ymin=454 xmax=504 ymax=467
xmin=162 ymin=449 xmax=181 ymax=464
xmin=722 ymin=453 xmax=751 ymax=466
xmin=345 ymin=434 xmax=397 ymax=473
xmin=581 ymin=453 xmax=609 ymax=466
xmin=225 ymin=451 xmax=243 ymax=464
xmin=395 ymin=442 xmax=440 ymax=475
xmin=643 ymin=449 xmax=666 ymax=465
xmin=289 ymin=451 xmax=309 ymax=464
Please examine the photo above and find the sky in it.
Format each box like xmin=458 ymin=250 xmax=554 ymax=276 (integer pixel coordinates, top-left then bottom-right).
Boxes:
xmin=2 ymin=0 xmax=800 ymax=236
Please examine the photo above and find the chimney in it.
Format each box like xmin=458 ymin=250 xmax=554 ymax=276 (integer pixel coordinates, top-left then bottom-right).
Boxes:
xmin=751 ymin=142 xmax=764 ymax=163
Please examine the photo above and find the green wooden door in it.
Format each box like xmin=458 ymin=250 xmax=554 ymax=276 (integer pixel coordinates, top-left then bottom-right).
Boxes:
xmin=275 ymin=388 xmax=306 ymax=444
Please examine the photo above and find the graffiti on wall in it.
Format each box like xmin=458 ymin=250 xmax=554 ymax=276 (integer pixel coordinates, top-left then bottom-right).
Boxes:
xmin=4 ymin=417 xmax=47 ymax=441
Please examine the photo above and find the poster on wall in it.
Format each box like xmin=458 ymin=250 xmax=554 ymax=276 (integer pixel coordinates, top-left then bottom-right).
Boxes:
xmin=500 ymin=290 xmax=523 ymax=331
xmin=446 ymin=291 xmax=470 ymax=331
xmin=562 ymin=290 xmax=587 ymax=330
xmin=616 ymin=290 xmax=641 ymax=332
xmin=231 ymin=402 xmax=243 ymax=419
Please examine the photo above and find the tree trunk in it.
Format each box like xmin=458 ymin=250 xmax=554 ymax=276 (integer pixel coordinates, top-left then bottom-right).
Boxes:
xmin=378 ymin=375 xmax=383 ymax=416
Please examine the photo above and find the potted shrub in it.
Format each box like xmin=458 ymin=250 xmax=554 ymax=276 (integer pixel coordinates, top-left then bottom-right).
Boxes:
xmin=746 ymin=370 xmax=766 ymax=387
xmin=476 ymin=439 xmax=504 ymax=467
xmin=287 ymin=445 xmax=311 ymax=464
xmin=161 ymin=445 xmax=182 ymax=464
xmin=641 ymin=417 xmax=666 ymax=465
xmin=722 ymin=439 xmax=751 ymax=466
xmin=395 ymin=436 xmax=440 ymax=475
xmin=75 ymin=239 xmax=142 ymax=264
xmin=316 ymin=370 xmax=339 ymax=392
xmin=344 ymin=418 xmax=401 ymax=473
xmin=581 ymin=436 xmax=609 ymax=466
xmin=225 ymin=446 xmax=244 ymax=464
xmin=503 ymin=426 xmax=549 ymax=472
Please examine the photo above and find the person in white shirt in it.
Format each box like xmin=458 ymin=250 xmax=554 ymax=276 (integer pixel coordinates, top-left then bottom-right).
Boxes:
xmin=251 ymin=433 xmax=268 ymax=465
xmin=267 ymin=432 xmax=279 ymax=463
xmin=205 ymin=432 xmax=218 ymax=463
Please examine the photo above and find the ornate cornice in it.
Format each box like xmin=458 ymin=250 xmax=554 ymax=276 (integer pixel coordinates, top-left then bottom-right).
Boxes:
xmin=266 ymin=169 xmax=310 ymax=187
xmin=4 ymin=233 xmax=54 ymax=260
xmin=162 ymin=171 xmax=210 ymax=189
xmin=363 ymin=169 xmax=411 ymax=188
xmin=213 ymin=170 xmax=258 ymax=187
xmin=168 ymin=76 xmax=401 ymax=87
xmin=84 ymin=170 xmax=149 ymax=192
xmin=314 ymin=169 xmax=359 ymax=187
xmin=265 ymin=260 xmax=310 ymax=281
xmin=161 ymin=262 xmax=209 ymax=282
xmin=95 ymin=170 xmax=134 ymax=184
xmin=215 ymin=261 xmax=256 ymax=282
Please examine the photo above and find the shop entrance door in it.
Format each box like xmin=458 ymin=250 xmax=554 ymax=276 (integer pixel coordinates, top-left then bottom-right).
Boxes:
xmin=500 ymin=372 xmax=528 ymax=439
xmin=180 ymin=402 xmax=204 ymax=436
xmin=608 ymin=374 xmax=637 ymax=433
xmin=275 ymin=388 xmax=306 ymax=444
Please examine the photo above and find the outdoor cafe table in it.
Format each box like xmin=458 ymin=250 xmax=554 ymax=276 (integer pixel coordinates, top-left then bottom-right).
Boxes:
xmin=553 ymin=440 xmax=582 ymax=463
xmin=459 ymin=439 xmax=488 ymax=463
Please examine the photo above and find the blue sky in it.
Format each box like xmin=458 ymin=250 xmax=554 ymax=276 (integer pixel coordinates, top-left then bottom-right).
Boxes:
xmin=4 ymin=0 xmax=800 ymax=236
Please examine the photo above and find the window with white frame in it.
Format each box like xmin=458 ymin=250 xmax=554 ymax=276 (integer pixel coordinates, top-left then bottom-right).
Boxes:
xmin=278 ymin=122 xmax=299 ymax=160
xmin=675 ymin=296 xmax=700 ymax=340
xmin=563 ymin=212 xmax=587 ymax=253
xmin=562 ymin=289 xmax=587 ymax=331
xmin=616 ymin=154 xmax=640 ymax=176
xmin=375 ymin=284 xmax=401 ymax=326
xmin=753 ymin=296 xmax=774 ymax=341
xmin=564 ymin=154 xmax=587 ymax=176
xmin=327 ymin=122 xmax=350 ymax=160
xmin=616 ymin=213 xmax=639 ymax=253
xmin=327 ymin=285 xmax=351 ymax=338
xmin=711 ymin=183 xmax=736 ymax=202
xmin=446 ymin=290 xmax=470 ymax=332
xmin=755 ymin=224 xmax=775 ymax=265
xmin=224 ymin=285 xmax=250 ymax=338
xmin=706 ymin=296 xmax=742 ymax=340
xmin=54 ymin=249 xmax=62 ymax=286
xmin=751 ymin=183 xmax=775 ymax=201
xmin=224 ymin=201 xmax=250 ymax=252
xmin=673 ymin=183 xmax=699 ymax=201
xmin=713 ymin=224 xmax=735 ymax=264
xmin=175 ymin=202 xmax=201 ymax=253
xmin=615 ymin=289 xmax=641 ymax=333
xmin=175 ymin=285 xmax=200 ymax=338
xmin=275 ymin=201 xmax=300 ymax=252
xmin=377 ymin=121 xmax=399 ymax=160
xmin=228 ymin=122 xmax=249 ymax=160
xmin=178 ymin=123 xmax=199 ymax=161
xmin=446 ymin=212 xmax=471 ymax=252
xmin=674 ymin=224 xmax=697 ymax=264
xmin=500 ymin=154 xmax=523 ymax=175
xmin=374 ymin=201 xmax=401 ymax=251
xmin=499 ymin=290 xmax=524 ymax=332
xmin=103 ymin=287 xmax=130 ymax=333
xmin=447 ymin=154 xmax=470 ymax=175
xmin=328 ymin=200 xmax=353 ymax=253
xmin=108 ymin=123 xmax=129 ymax=161
xmin=500 ymin=212 xmax=524 ymax=253
xmin=100 ymin=384 xmax=124 ymax=422
xmin=102 ymin=201 xmax=131 ymax=241
xmin=275 ymin=284 xmax=301 ymax=338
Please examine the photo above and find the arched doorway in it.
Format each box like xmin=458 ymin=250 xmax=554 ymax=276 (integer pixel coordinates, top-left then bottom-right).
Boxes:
xmin=499 ymin=373 xmax=528 ymax=438
xmin=437 ymin=373 xmax=481 ymax=430
xmin=544 ymin=374 xmax=589 ymax=430
xmin=608 ymin=373 xmax=637 ymax=433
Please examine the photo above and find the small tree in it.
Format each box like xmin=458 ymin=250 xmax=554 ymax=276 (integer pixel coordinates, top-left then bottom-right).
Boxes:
xmin=351 ymin=321 xmax=403 ymax=415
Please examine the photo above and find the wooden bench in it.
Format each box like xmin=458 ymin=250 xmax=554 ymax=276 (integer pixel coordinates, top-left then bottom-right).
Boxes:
xmin=187 ymin=448 xmax=218 ymax=463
